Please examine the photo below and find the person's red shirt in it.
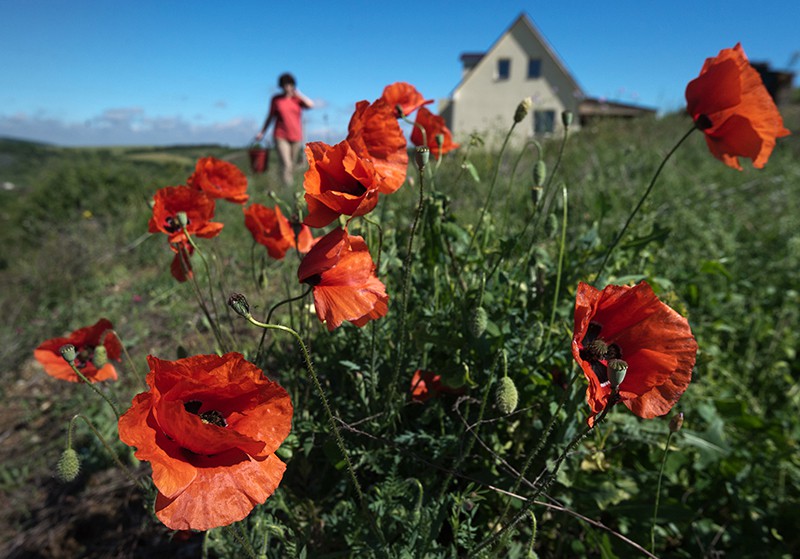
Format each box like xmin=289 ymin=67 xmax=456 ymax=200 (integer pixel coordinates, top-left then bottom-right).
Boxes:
xmin=271 ymin=95 xmax=308 ymax=142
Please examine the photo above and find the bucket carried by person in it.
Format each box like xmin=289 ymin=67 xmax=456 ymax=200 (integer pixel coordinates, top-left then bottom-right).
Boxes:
xmin=248 ymin=140 xmax=270 ymax=174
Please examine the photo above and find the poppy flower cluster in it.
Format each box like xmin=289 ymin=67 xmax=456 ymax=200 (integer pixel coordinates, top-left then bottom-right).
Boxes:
xmin=571 ymin=281 xmax=697 ymax=426
xmin=686 ymin=43 xmax=790 ymax=170
xmin=148 ymin=157 xmax=248 ymax=282
xmin=34 ymin=318 xmax=122 ymax=383
xmin=118 ymin=352 xmax=293 ymax=531
xmin=299 ymin=82 xmax=456 ymax=331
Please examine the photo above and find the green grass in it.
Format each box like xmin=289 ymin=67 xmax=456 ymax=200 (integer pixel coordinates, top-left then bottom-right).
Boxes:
xmin=1 ymin=104 xmax=799 ymax=558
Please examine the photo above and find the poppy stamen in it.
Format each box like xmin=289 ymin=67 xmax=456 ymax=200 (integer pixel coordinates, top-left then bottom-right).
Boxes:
xmin=694 ymin=114 xmax=713 ymax=131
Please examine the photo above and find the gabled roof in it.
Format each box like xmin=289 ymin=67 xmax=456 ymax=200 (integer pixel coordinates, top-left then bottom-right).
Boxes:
xmin=450 ymin=13 xmax=585 ymax=99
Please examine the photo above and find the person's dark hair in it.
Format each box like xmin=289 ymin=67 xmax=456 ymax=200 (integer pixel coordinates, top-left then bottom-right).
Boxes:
xmin=278 ymin=73 xmax=296 ymax=88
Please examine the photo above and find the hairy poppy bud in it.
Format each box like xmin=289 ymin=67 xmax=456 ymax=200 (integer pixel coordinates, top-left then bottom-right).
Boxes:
xmin=227 ymin=293 xmax=251 ymax=318
xmin=607 ymin=359 xmax=628 ymax=392
xmin=533 ymin=160 xmax=547 ymax=187
xmin=495 ymin=376 xmax=519 ymax=415
xmin=176 ymin=211 xmax=189 ymax=227
xmin=57 ymin=448 xmax=81 ymax=482
xmin=561 ymin=110 xmax=573 ymax=128
xmin=92 ymin=346 xmax=108 ymax=369
xmin=669 ymin=412 xmax=684 ymax=433
xmin=415 ymin=146 xmax=430 ymax=170
xmin=59 ymin=344 xmax=77 ymax=363
xmin=514 ymin=97 xmax=533 ymax=123
xmin=469 ymin=306 xmax=488 ymax=338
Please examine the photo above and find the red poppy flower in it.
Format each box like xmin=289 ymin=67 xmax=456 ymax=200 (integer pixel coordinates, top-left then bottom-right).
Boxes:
xmin=295 ymin=222 xmax=316 ymax=254
xmin=34 ymin=318 xmax=122 ymax=383
xmin=148 ymin=186 xmax=223 ymax=244
xmin=410 ymin=107 xmax=460 ymax=157
xmin=170 ymin=242 xmax=194 ymax=283
xmin=302 ymin=140 xmax=381 ymax=228
xmin=381 ymin=82 xmax=433 ymax=118
xmin=571 ymin=282 xmax=697 ymax=426
xmin=346 ymin=98 xmax=408 ymax=194
xmin=243 ymin=204 xmax=296 ymax=260
xmin=187 ymin=157 xmax=249 ymax=204
xmin=685 ymin=43 xmax=790 ymax=170
xmin=297 ymin=227 xmax=388 ymax=331
xmin=117 ymin=352 xmax=292 ymax=531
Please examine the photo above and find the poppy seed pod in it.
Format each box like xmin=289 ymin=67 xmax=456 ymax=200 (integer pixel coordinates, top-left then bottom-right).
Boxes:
xmin=415 ymin=146 xmax=430 ymax=170
xmin=92 ymin=345 xmax=108 ymax=369
xmin=469 ymin=306 xmax=488 ymax=338
xmin=57 ymin=448 xmax=81 ymax=482
xmin=227 ymin=293 xmax=251 ymax=318
xmin=514 ymin=97 xmax=533 ymax=123
xmin=495 ymin=376 xmax=519 ymax=415
xmin=176 ymin=211 xmax=189 ymax=228
xmin=561 ymin=110 xmax=574 ymax=127
xmin=59 ymin=344 xmax=77 ymax=363
xmin=669 ymin=412 xmax=685 ymax=433
xmin=607 ymin=359 xmax=628 ymax=392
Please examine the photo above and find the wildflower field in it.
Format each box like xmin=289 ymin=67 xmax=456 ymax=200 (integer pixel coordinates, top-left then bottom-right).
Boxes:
xmin=1 ymin=48 xmax=799 ymax=558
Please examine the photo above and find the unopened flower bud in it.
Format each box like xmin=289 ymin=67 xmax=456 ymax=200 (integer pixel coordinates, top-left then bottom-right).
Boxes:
xmin=227 ymin=293 xmax=251 ymax=318
xmin=669 ymin=412 xmax=684 ymax=433
xmin=415 ymin=146 xmax=430 ymax=170
xmin=469 ymin=306 xmax=488 ymax=338
xmin=176 ymin=211 xmax=189 ymax=227
xmin=607 ymin=359 xmax=628 ymax=392
xmin=60 ymin=344 xmax=77 ymax=363
xmin=435 ymin=134 xmax=445 ymax=151
xmin=57 ymin=448 xmax=81 ymax=482
xmin=561 ymin=110 xmax=573 ymax=128
xmin=92 ymin=346 xmax=108 ymax=369
xmin=514 ymin=97 xmax=533 ymax=123
xmin=533 ymin=160 xmax=547 ymax=186
xmin=495 ymin=376 xmax=519 ymax=415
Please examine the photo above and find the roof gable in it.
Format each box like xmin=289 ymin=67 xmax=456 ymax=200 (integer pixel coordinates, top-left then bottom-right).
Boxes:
xmin=451 ymin=13 xmax=585 ymax=99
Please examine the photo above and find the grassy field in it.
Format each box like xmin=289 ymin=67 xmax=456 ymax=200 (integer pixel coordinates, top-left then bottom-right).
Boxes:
xmin=1 ymin=103 xmax=798 ymax=558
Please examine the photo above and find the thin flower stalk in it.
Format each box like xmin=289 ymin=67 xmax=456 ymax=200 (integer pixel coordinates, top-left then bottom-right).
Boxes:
xmin=651 ymin=428 xmax=677 ymax=553
xmin=109 ymin=329 xmax=140 ymax=382
xmin=546 ymin=184 xmax=569 ymax=346
xmin=65 ymin=360 xmax=121 ymax=420
xmin=69 ymin=414 xmax=144 ymax=490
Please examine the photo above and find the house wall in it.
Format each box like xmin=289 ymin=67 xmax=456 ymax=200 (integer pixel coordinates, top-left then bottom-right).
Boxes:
xmin=449 ymin=19 xmax=583 ymax=147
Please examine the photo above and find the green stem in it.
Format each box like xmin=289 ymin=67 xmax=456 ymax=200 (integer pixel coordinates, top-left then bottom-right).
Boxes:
xmin=225 ymin=524 xmax=258 ymax=559
xmin=466 ymin=121 xmax=517 ymax=256
xmin=242 ymin=314 xmax=387 ymax=547
xmin=545 ymin=184 xmax=569 ymax=348
xmin=66 ymin=362 xmax=121 ymax=421
xmin=69 ymin=414 xmax=145 ymax=490
xmin=594 ymin=125 xmax=696 ymax=281
xmin=254 ymin=286 xmax=312 ymax=365
xmin=651 ymin=430 xmax=675 ymax=554
xmin=109 ymin=329 xmax=140 ymax=381
xmin=502 ymin=140 xmax=542 ymax=236
xmin=176 ymin=242 xmax=227 ymax=351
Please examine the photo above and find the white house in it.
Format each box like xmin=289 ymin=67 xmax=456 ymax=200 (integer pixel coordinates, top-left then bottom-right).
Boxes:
xmin=440 ymin=13 xmax=654 ymax=146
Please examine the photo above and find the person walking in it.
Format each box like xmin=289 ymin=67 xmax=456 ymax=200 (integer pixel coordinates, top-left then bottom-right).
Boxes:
xmin=256 ymin=73 xmax=314 ymax=186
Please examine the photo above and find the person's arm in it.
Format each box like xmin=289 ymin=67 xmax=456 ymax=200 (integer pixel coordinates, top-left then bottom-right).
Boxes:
xmin=255 ymin=97 xmax=277 ymax=140
xmin=295 ymin=90 xmax=314 ymax=109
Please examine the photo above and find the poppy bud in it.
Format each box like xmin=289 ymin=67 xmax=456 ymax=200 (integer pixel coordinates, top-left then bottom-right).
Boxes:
xmin=495 ymin=376 xmax=519 ymax=415
xmin=92 ymin=346 xmax=108 ymax=369
xmin=59 ymin=344 xmax=77 ymax=363
xmin=469 ymin=306 xmax=488 ymax=338
xmin=531 ymin=185 xmax=542 ymax=207
xmin=533 ymin=160 xmax=547 ymax=187
xmin=561 ymin=110 xmax=573 ymax=128
xmin=607 ymin=359 xmax=628 ymax=392
xmin=176 ymin=211 xmax=189 ymax=227
xmin=669 ymin=412 xmax=684 ymax=433
xmin=415 ymin=146 xmax=430 ymax=170
xmin=514 ymin=97 xmax=533 ymax=123
xmin=227 ymin=293 xmax=251 ymax=318
xmin=56 ymin=448 xmax=81 ymax=482
xmin=435 ymin=134 xmax=445 ymax=151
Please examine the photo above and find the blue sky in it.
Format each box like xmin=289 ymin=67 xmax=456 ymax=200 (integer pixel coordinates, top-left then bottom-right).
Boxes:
xmin=1 ymin=0 xmax=797 ymax=146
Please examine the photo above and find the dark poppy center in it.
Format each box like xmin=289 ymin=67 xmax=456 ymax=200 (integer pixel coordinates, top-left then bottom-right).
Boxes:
xmin=164 ymin=215 xmax=188 ymax=233
xmin=579 ymin=322 xmax=623 ymax=385
xmin=303 ymin=273 xmax=322 ymax=286
xmin=184 ymin=400 xmax=227 ymax=428
xmin=75 ymin=345 xmax=94 ymax=369
xmin=695 ymin=114 xmax=713 ymax=131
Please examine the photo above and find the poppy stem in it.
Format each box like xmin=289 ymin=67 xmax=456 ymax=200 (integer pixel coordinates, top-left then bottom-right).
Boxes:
xmin=109 ymin=330 xmax=141 ymax=383
xmin=224 ymin=523 xmax=258 ymax=559
xmin=594 ymin=124 xmax=697 ymax=282
xmin=241 ymin=314 xmax=387 ymax=547
xmin=501 ymin=140 xmax=543 ymax=237
xmin=472 ymin=396 xmax=615 ymax=556
xmin=65 ymin=362 xmax=121 ymax=421
xmin=176 ymin=240 xmax=227 ymax=352
xmin=546 ymin=184 xmax=569 ymax=346
xmin=651 ymin=429 xmax=676 ymax=554
xmin=254 ymin=286 xmax=312 ymax=366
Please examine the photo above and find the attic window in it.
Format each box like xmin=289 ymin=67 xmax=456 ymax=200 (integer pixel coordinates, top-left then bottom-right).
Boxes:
xmin=496 ymin=58 xmax=511 ymax=80
xmin=528 ymin=58 xmax=541 ymax=79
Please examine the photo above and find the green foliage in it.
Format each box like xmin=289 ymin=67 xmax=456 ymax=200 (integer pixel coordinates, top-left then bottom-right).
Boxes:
xmin=4 ymin=104 xmax=800 ymax=558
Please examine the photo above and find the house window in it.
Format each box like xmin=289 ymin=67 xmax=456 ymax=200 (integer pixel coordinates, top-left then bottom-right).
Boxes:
xmin=497 ymin=58 xmax=510 ymax=80
xmin=534 ymin=110 xmax=556 ymax=134
xmin=528 ymin=58 xmax=541 ymax=79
